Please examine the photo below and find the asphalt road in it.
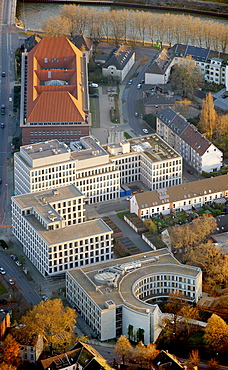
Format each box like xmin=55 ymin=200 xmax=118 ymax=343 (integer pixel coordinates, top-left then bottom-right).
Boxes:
xmin=0 ymin=251 xmax=41 ymax=306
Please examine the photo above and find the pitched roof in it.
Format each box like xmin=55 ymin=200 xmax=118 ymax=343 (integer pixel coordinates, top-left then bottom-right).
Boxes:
xmin=27 ymin=91 xmax=85 ymax=123
xmin=72 ymin=34 xmax=93 ymax=52
xmin=146 ymin=49 xmax=173 ymax=75
xmin=144 ymin=93 xmax=175 ymax=106
xmin=157 ymin=108 xmax=211 ymax=155
xmin=134 ymin=174 xmax=228 ymax=209
xmin=41 ymin=349 xmax=80 ymax=370
xmin=102 ymin=44 xmax=134 ymax=70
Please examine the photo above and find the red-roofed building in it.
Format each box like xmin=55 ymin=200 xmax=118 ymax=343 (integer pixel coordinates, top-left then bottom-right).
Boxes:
xmin=20 ymin=37 xmax=90 ymax=145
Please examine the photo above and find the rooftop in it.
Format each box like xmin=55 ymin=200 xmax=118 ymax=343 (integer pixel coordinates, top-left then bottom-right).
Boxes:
xmin=134 ymin=174 xmax=228 ymax=209
xmin=102 ymin=44 xmax=134 ymax=70
xmin=68 ymin=249 xmax=200 ymax=312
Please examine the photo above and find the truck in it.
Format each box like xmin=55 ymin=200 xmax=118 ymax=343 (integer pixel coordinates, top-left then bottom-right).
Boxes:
xmin=1 ymin=105 xmax=5 ymax=115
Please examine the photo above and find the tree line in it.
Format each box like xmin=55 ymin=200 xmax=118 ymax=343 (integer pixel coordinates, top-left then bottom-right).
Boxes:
xmin=42 ymin=4 xmax=228 ymax=52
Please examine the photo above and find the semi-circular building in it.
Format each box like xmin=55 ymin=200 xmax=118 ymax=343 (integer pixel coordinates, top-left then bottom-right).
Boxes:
xmin=66 ymin=249 xmax=202 ymax=344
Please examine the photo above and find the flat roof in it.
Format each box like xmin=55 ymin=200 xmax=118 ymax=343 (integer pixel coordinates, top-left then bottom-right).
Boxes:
xmin=67 ymin=249 xmax=200 ymax=312
xmin=21 ymin=139 xmax=70 ymax=160
xmin=25 ymin=217 xmax=112 ymax=246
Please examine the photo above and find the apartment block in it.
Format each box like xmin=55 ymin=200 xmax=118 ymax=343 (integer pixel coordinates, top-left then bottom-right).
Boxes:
xmin=12 ymin=185 xmax=113 ymax=276
xmin=156 ymin=108 xmax=223 ymax=173
xmin=130 ymin=174 xmax=228 ymax=219
xmin=66 ymin=249 xmax=202 ymax=343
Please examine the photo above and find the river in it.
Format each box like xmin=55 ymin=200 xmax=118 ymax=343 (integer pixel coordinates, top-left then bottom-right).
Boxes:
xmin=17 ymin=1 xmax=228 ymax=32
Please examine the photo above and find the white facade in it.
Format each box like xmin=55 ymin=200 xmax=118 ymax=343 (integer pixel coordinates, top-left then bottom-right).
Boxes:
xmin=12 ymin=185 xmax=113 ymax=276
xmin=130 ymin=174 xmax=228 ymax=219
xmin=14 ymin=135 xmax=182 ymax=202
xmin=156 ymin=109 xmax=223 ymax=173
xmin=66 ymin=250 xmax=202 ymax=344
xmin=102 ymin=46 xmax=135 ymax=82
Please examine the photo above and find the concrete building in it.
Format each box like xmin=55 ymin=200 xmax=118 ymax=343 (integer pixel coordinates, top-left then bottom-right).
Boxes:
xmin=106 ymin=134 xmax=182 ymax=190
xmin=156 ymin=108 xmax=223 ymax=173
xmin=130 ymin=174 xmax=228 ymax=219
xmin=14 ymin=136 xmax=121 ymax=204
xmin=66 ymin=249 xmax=202 ymax=343
xmin=102 ymin=45 xmax=135 ymax=82
xmin=12 ymin=185 xmax=113 ymax=277
xmin=20 ymin=37 xmax=90 ymax=145
xmin=14 ymin=134 xmax=182 ymax=202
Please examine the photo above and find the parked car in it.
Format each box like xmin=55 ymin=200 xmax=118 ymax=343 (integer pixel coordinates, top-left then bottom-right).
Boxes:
xmin=142 ymin=128 xmax=148 ymax=133
xmin=187 ymin=169 xmax=193 ymax=174
xmin=107 ymin=87 xmax=115 ymax=92
xmin=2 ymin=72 xmax=5 ymax=77
xmin=1 ymin=105 xmax=5 ymax=115
xmin=0 ymin=179 xmax=2 ymax=184
xmin=0 ymin=299 xmax=8 ymax=304
xmin=15 ymin=261 xmax=22 ymax=267
xmin=0 ymin=267 xmax=6 ymax=275
xmin=129 ymin=358 xmax=139 ymax=364
xmin=134 ymin=112 xmax=139 ymax=117
xmin=90 ymin=94 xmax=99 ymax=98
xmin=8 ymin=279 xmax=14 ymax=285
xmin=137 ymin=83 xmax=142 ymax=89
xmin=128 ymin=79 xmax=133 ymax=85
xmin=1 ymin=123 xmax=4 ymax=129
xmin=42 ymin=295 xmax=49 ymax=301
xmin=11 ymin=254 xmax=18 ymax=261
xmin=89 ymin=83 xmax=98 ymax=88
xmin=0 ymin=240 xmax=8 ymax=249
xmin=134 ymin=71 xmax=139 ymax=77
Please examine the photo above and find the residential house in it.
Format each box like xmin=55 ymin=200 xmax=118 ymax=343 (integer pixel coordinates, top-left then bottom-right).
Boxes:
xmin=66 ymin=249 xmax=202 ymax=343
xmin=72 ymin=34 xmax=93 ymax=63
xmin=40 ymin=342 xmax=114 ymax=370
xmin=153 ymin=350 xmax=197 ymax=370
xmin=130 ymin=174 xmax=228 ymax=219
xmin=156 ymin=108 xmax=223 ymax=173
xmin=145 ymin=49 xmax=175 ymax=85
xmin=102 ymin=44 xmax=135 ymax=82
xmin=144 ymin=92 xmax=176 ymax=116
xmin=20 ymin=37 xmax=90 ymax=145
xmin=10 ymin=328 xmax=43 ymax=363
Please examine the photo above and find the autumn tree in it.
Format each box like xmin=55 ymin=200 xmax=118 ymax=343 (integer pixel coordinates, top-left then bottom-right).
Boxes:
xmin=0 ymin=363 xmax=17 ymax=370
xmin=199 ymin=93 xmax=218 ymax=140
xmin=170 ymin=60 xmax=204 ymax=97
xmin=144 ymin=219 xmax=157 ymax=233
xmin=42 ymin=15 xmax=70 ymax=37
xmin=19 ymin=299 xmax=76 ymax=351
xmin=114 ymin=335 xmax=132 ymax=365
xmin=0 ymin=334 xmax=20 ymax=365
xmin=205 ymin=314 xmax=228 ymax=353
xmin=189 ymin=349 xmax=200 ymax=366
xmin=207 ymin=358 xmax=221 ymax=370
xmin=188 ymin=241 xmax=228 ymax=293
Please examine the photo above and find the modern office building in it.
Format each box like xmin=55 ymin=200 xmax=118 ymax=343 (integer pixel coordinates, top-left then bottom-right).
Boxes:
xmin=156 ymin=108 xmax=223 ymax=173
xmin=130 ymin=174 xmax=228 ymax=219
xmin=66 ymin=249 xmax=202 ymax=343
xmin=20 ymin=37 xmax=90 ymax=145
xmin=14 ymin=135 xmax=182 ymax=202
xmin=12 ymin=185 xmax=113 ymax=276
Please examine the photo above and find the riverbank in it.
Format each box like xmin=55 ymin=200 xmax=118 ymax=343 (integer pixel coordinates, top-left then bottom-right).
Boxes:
xmin=23 ymin=0 xmax=228 ymax=16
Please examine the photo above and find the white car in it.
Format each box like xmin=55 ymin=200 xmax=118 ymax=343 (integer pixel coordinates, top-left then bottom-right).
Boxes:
xmin=89 ymin=83 xmax=98 ymax=88
xmin=8 ymin=279 xmax=14 ymax=285
xmin=142 ymin=128 xmax=148 ymax=134
xmin=0 ymin=267 xmax=6 ymax=275
xmin=15 ymin=261 xmax=22 ymax=267
xmin=42 ymin=295 xmax=49 ymax=301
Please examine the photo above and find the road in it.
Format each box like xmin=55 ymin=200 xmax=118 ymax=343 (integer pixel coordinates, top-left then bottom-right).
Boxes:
xmin=0 ymin=251 xmax=41 ymax=306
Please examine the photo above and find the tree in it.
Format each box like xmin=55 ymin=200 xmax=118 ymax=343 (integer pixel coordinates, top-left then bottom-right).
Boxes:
xmin=144 ymin=219 xmax=157 ymax=233
xmin=42 ymin=16 xmax=70 ymax=37
xmin=0 ymin=334 xmax=20 ymax=365
xmin=19 ymin=299 xmax=76 ymax=351
xmin=207 ymin=358 xmax=221 ymax=370
xmin=189 ymin=349 xmax=200 ymax=365
xmin=114 ymin=335 xmax=132 ymax=365
xmin=205 ymin=314 xmax=228 ymax=353
xmin=199 ymin=93 xmax=218 ymax=140
xmin=170 ymin=59 xmax=204 ymax=97
xmin=0 ymin=363 xmax=16 ymax=370
xmin=145 ymin=343 xmax=159 ymax=367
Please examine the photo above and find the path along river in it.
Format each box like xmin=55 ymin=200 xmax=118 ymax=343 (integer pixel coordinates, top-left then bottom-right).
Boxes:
xmin=16 ymin=1 xmax=228 ymax=46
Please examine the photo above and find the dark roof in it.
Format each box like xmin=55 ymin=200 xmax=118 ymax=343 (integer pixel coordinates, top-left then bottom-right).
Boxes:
xmin=169 ymin=44 xmax=228 ymax=65
xmin=144 ymin=93 xmax=175 ymax=106
xmin=24 ymin=34 xmax=42 ymax=52
xmin=147 ymin=49 xmax=173 ymax=75
xmin=41 ymin=349 xmax=80 ymax=370
xmin=157 ymin=108 xmax=212 ymax=155
xmin=153 ymin=350 xmax=185 ymax=370
xmin=72 ymin=35 xmax=93 ymax=52
xmin=181 ymin=125 xmax=211 ymax=156
xmin=102 ymin=45 xmax=134 ymax=70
